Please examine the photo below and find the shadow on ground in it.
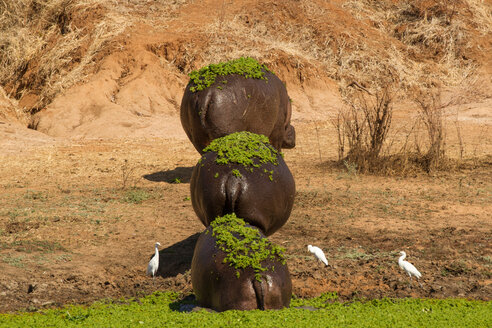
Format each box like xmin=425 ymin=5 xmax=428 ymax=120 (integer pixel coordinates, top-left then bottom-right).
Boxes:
xmin=155 ymin=233 xmax=200 ymax=278
xmin=143 ymin=166 xmax=194 ymax=184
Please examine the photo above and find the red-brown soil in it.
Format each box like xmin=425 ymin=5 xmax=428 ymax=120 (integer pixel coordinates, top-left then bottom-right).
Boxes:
xmin=0 ymin=123 xmax=490 ymax=312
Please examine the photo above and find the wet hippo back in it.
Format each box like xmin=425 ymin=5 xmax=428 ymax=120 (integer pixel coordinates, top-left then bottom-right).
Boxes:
xmin=190 ymin=132 xmax=295 ymax=236
xmin=180 ymin=58 xmax=295 ymax=153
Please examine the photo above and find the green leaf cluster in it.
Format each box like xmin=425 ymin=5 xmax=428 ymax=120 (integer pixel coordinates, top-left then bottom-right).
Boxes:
xmin=203 ymin=131 xmax=279 ymax=169
xmin=188 ymin=57 xmax=271 ymax=92
xmin=210 ymin=214 xmax=286 ymax=281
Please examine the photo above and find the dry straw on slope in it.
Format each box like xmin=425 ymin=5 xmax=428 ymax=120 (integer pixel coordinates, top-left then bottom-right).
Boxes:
xmin=198 ymin=0 xmax=491 ymax=99
xmin=0 ymin=0 xmax=129 ymax=113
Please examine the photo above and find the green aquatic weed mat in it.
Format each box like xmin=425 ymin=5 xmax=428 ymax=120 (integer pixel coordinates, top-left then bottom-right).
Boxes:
xmin=1 ymin=292 xmax=490 ymax=327
xmin=208 ymin=214 xmax=286 ymax=281
xmin=188 ymin=57 xmax=271 ymax=92
xmin=203 ymin=131 xmax=279 ymax=168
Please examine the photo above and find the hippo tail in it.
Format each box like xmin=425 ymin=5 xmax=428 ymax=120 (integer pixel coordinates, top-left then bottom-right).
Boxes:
xmin=224 ymin=174 xmax=241 ymax=213
xmin=198 ymin=91 xmax=213 ymax=131
xmin=252 ymin=277 xmax=265 ymax=310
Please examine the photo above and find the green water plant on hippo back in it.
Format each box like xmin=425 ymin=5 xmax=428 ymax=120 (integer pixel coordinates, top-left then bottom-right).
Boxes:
xmin=190 ymin=131 xmax=296 ymax=236
xmin=191 ymin=213 xmax=293 ymax=311
xmin=209 ymin=213 xmax=286 ymax=281
xmin=203 ymin=131 xmax=280 ymax=168
xmin=188 ymin=57 xmax=272 ymax=92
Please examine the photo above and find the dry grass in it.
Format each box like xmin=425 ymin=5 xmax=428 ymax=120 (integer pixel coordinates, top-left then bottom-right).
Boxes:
xmin=0 ymin=0 xmax=196 ymax=114
xmin=195 ymin=0 xmax=490 ymax=100
xmin=2 ymin=0 xmax=489 ymax=115
xmin=0 ymin=0 xmax=130 ymax=113
xmin=200 ymin=14 xmax=333 ymax=74
xmin=0 ymin=86 xmax=27 ymax=124
xmin=341 ymin=0 xmax=489 ymax=93
xmin=0 ymin=0 xmax=490 ymax=174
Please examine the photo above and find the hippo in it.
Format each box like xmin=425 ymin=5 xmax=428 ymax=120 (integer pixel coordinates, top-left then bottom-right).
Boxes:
xmin=191 ymin=215 xmax=292 ymax=311
xmin=180 ymin=57 xmax=296 ymax=153
xmin=190 ymin=132 xmax=296 ymax=236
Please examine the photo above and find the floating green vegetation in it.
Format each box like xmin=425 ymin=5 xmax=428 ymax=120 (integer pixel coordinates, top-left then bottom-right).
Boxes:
xmin=1 ymin=292 xmax=491 ymax=327
xmin=231 ymin=169 xmax=242 ymax=178
xmin=188 ymin=57 xmax=271 ymax=92
xmin=263 ymin=169 xmax=274 ymax=181
xmin=203 ymin=131 xmax=279 ymax=169
xmin=209 ymin=214 xmax=285 ymax=281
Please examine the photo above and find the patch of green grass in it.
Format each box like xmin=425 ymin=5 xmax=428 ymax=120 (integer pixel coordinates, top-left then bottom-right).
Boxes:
xmin=481 ymin=256 xmax=492 ymax=266
xmin=5 ymin=209 xmax=24 ymax=220
xmin=337 ymin=247 xmax=375 ymax=260
xmin=56 ymin=254 xmax=72 ymax=262
xmin=122 ymin=189 xmax=150 ymax=204
xmin=0 ymin=292 xmax=490 ymax=327
xmin=0 ymin=255 xmax=25 ymax=268
xmin=23 ymin=190 xmax=47 ymax=201
xmin=343 ymin=160 xmax=358 ymax=177
xmin=3 ymin=240 xmax=67 ymax=253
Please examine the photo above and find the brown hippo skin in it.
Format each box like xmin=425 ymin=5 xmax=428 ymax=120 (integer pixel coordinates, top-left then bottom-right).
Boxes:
xmin=190 ymin=152 xmax=296 ymax=236
xmin=180 ymin=71 xmax=296 ymax=153
xmin=191 ymin=225 xmax=292 ymax=311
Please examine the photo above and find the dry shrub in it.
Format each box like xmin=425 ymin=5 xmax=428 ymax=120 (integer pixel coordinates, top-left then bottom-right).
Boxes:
xmin=332 ymin=85 xmax=395 ymax=173
xmin=0 ymin=0 xmax=194 ymax=119
xmin=333 ymin=85 xmax=457 ymax=175
xmin=327 ymin=0 xmax=491 ymax=175
xmin=413 ymin=89 xmax=447 ymax=172
xmin=1 ymin=0 xmax=489 ymax=132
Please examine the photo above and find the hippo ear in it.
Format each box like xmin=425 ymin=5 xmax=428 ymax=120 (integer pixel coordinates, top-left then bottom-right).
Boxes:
xmin=282 ymin=125 xmax=296 ymax=149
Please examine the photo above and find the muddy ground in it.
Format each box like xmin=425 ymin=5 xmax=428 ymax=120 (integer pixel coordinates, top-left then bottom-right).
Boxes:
xmin=0 ymin=121 xmax=490 ymax=313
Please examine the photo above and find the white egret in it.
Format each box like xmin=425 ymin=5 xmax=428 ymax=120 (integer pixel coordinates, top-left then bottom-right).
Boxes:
xmin=308 ymin=245 xmax=328 ymax=266
xmin=398 ymin=251 xmax=423 ymax=287
xmin=147 ymin=242 xmax=161 ymax=282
